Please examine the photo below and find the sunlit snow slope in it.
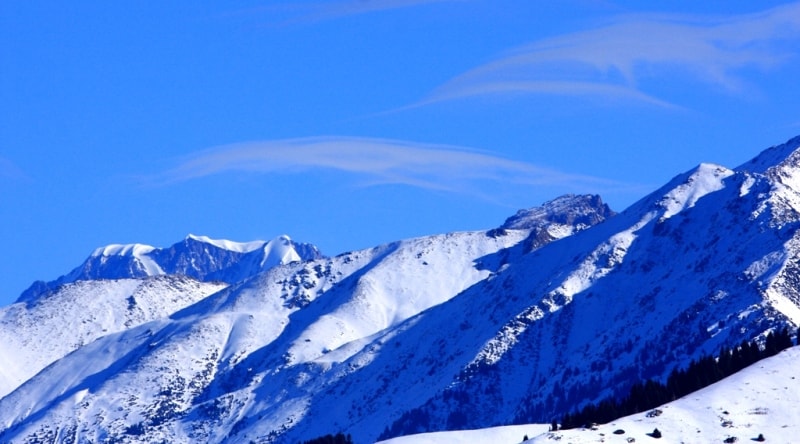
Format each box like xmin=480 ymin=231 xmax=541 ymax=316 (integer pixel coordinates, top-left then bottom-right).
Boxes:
xmin=0 ymin=276 xmax=226 ymax=398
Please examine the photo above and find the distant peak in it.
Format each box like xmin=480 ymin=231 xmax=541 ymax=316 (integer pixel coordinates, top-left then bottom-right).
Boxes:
xmin=19 ymin=233 xmax=323 ymax=304
xmin=185 ymin=234 xmax=266 ymax=253
xmin=268 ymin=234 xmax=293 ymax=244
xmin=91 ymin=243 xmax=156 ymax=258
xmin=260 ymin=234 xmax=301 ymax=268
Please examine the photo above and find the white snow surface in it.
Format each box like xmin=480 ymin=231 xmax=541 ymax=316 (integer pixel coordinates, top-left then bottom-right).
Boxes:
xmin=186 ymin=234 xmax=266 ymax=253
xmin=381 ymin=347 xmax=800 ymax=444
xmin=658 ymin=163 xmax=733 ymax=220
xmin=529 ymin=347 xmax=800 ymax=444
xmin=0 ymin=276 xmax=226 ymax=399
xmin=378 ymin=424 xmax=550 ymax=444
xmin=92 ymin=236 xmax=270 ymax=257
xmin=90 ymin=243 xmax=164 ymax=275
xmin=260 ymin=234 xmax=302 ymax=268
xmin=91 ymin=243 xmax=156 ymax=257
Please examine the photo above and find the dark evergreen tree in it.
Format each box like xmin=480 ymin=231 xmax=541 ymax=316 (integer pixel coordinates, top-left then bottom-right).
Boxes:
xmin=763 ymin=327 xmax=792 ymax=357
xmin=301 ymin=432 xmax=354 ymax=444
xmin=376 ymin=407 xmax=431 ymax=441
xmin=559 ymin=332 xmax=792 ymax=431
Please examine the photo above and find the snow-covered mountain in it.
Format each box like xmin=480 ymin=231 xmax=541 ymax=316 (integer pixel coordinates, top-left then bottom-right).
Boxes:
xmin=17 ymin=234 xmax=321 ymax=303
xmin=0 ymin=195 xmax=610 ymax=443
xmin=0 ymin=235 xmax=320 ymax=400
xmin=1 ymin=136 xmax=799 ymax=444
xmin=0 ymin=276 xmax=226 ymax=399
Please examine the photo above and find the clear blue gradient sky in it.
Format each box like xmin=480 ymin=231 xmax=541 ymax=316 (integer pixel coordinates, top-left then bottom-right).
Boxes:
xmin=2 ymin=1 xmax=800 ymax=304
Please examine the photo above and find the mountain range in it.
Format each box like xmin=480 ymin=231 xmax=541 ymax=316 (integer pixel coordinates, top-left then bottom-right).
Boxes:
xmin=1 ymin=136 xmax=800 ymax=443
xmin=17 ymin=234 xmax=322 ymax=303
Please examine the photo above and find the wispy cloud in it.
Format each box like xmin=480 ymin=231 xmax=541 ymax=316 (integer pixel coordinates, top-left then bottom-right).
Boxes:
xmin=151 ymin=136 xmax=627 ymax=198
xmin=235 ymin=0 xmax=462 ymax=26
xmin=416 ymin=2 xmax=800 ymax=107
xmin=402 ymin=81 xmax=680 ymax=113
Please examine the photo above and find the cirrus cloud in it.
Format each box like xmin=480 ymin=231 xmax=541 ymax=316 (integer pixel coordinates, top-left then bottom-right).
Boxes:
xmin=416 ymin=2 xmax=800 ymax=108
xmin=150 ymin=136 xmax=631 ymax=199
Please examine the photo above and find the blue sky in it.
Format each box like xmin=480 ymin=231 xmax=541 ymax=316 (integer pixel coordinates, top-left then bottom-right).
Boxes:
xmin=2 ymin=1 xmax=800 ymax=304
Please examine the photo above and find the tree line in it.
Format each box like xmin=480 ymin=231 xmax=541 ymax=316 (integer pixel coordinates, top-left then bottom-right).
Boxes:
xmin=559 ymin=327 xmax=796 ymax=430
xmin=301 ymin=433 xmax=354 ymax=444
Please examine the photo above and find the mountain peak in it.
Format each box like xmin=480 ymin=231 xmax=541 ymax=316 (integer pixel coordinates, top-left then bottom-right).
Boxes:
xmin=90 ymin=243 xmax=156 ymax=258
xmin=656 ymin=162 xmax=734 ymax=220
xmin=184 ymin=234 xmax=266 ymax=253
xmin=260 ymin=234 xmax=302 ymax=268
xmin=17 ymin=234 xmax=323 ymax=303
xmin=497 ymin=194 xmax=616 ymax=253
xmin=501 ymin=194 xmax=615 ymax=230
xmin=270 ymin=234 xmax=293 ymax=244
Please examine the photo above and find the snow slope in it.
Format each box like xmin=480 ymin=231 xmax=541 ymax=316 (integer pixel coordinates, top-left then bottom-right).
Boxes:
xmin=529 ymin=347 xmax=800 ymax=444
xmin=379 ymin=346 xmax=800 ymax=444
xmin=379 ymin=424 xmax=549 ymax=444
xmin=0 ymin=276 xmax=227 ymax=399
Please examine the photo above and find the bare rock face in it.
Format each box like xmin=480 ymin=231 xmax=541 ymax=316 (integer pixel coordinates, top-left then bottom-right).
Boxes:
xmin=500 ymin=194 xmax=616 ymax=251
xmin=501 ymin=194 xmax=615 ymax=231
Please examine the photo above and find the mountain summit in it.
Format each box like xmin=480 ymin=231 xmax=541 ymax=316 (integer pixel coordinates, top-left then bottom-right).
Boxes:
xmin=1 ymin=136 xmax=799 ymax=444
xmin=17 ymin=234 xmax=322 ymax=304
xmin=500 ymin=194 xmax=615 ymax=251
xmin=500 ymin=194 xmax=614 ymax=231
